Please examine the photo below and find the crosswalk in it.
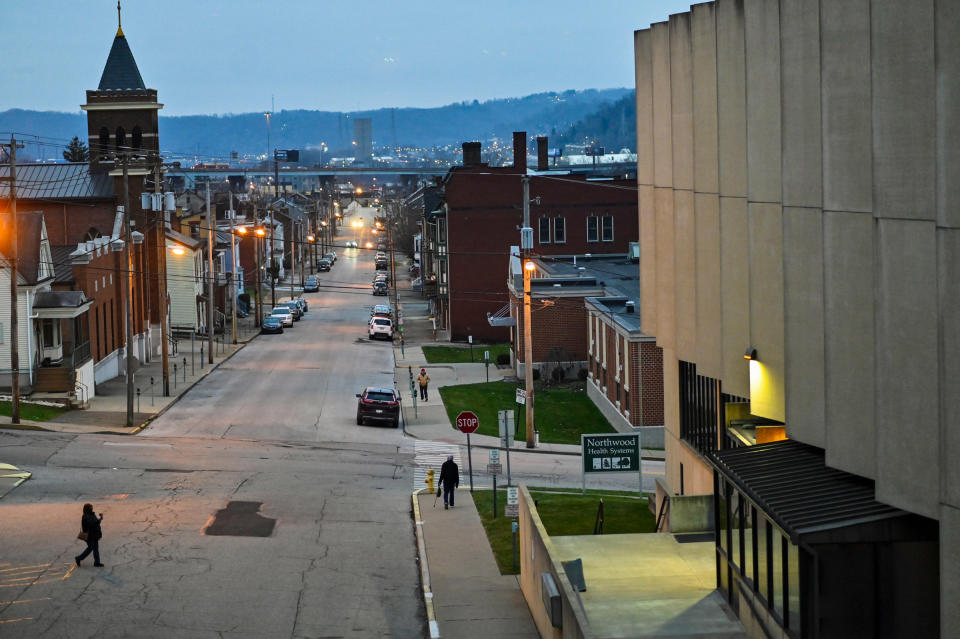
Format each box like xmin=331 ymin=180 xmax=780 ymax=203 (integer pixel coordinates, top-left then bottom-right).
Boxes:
xmin=413 ymin=440 xmax=461 ymax=491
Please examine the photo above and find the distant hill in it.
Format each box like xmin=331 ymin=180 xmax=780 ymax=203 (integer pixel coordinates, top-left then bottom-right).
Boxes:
xmin=552 ymin=91 xmax=636 ymax=153
xmin=0 ymin=88 xmax=630 ymax=161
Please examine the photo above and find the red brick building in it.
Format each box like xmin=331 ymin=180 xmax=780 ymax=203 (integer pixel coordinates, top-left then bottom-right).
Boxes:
xmin=441 ymin=133 xmax=638 ymax=342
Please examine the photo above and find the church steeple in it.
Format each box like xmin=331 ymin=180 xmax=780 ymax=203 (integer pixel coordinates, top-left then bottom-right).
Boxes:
xmin=81 ymin=3 xmax=162 ymax=171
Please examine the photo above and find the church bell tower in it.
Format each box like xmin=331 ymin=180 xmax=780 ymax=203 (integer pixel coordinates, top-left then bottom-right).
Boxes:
xmin=81 ymin=1 xmax=162 ymax=172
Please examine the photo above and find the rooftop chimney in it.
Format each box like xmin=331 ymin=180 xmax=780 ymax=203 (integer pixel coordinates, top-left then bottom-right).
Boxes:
xmin=537 ymin=136 xmax=549 ymax=171
xmin=462 ymin=141 xmax=482 ymax=167
xmin=513 ymin=131 xmax=527 ymax=174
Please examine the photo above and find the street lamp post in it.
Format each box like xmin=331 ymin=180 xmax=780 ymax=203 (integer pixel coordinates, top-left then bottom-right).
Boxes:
xmin=523 ymin=259 xmax=536 ymax=447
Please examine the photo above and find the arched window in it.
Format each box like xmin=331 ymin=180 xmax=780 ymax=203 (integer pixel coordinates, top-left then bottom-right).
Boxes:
xmin=115 ymin=127 xmax=126 ymax=151
xmin=132 ymin=126 xmax=143 ymax=152
xmin=98 ymin=127 xmax=110 ymax=159
xmin=83 ymin=227 xmax=101 ymax=241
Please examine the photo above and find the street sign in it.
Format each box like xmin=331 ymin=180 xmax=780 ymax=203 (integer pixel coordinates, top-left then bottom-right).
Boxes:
xmin=515 ymin=388 xmax=526 ymax=405
xmin=489 ymin=450 xmax=501 ymax=463
xmin=456 ymin=411 xmax=480 ymax=434
xmin=582 ymin=434 xmax=640 ymax=473
xmin=498 ymin=411 xmax=515 ymax=442
xmin=505 ymin=486 xmax=520 ymax=517
xmin=487 ymin=463 xmax=502 ymax=475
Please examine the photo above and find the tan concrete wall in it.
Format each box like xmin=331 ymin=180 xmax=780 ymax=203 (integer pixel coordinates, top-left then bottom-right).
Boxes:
xmin=634 ymin=2 xmax=959 ymax=632
xmin=518 ymin=487 xmax=589 ymax=639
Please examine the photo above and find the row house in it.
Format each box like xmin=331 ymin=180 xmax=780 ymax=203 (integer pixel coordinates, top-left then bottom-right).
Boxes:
xmin=426 ymin=133 xmax=637 ymax=342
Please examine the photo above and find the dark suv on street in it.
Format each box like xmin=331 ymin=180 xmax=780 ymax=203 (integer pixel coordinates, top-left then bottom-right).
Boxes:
xmin=356 ymin=387 xmax=401 ymax=427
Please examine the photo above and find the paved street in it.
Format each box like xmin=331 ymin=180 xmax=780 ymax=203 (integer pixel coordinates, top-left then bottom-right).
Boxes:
xmin=0 ymin=207 xmax=426 ymax=638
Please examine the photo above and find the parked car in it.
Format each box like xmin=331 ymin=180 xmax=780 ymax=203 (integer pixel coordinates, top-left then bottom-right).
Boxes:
xmin=318 ymin=258 xmax=331 ymax=272
xmin=304 ymin=276 xmax=319 ymax=292
xmin=356 ymin=387 xmax=401 ymax=427
xmin=261 ymin=316 xmax=284 ymax=334
xmin=370 ymin=304 xmax=392 ymax=319
xmin=375 ymin=270 xmax=390 ymax=284
xmin=372 ymin=281 xmax=388 ymax=296
xmin=369 ymin=317 xmax=393 ymax=340
xmin=270 ymin=307 xmax=294 ymax=327
xmin=296 ymin=297 xmax=308 ymax=313
xmin=324 ymin=251 xmax=337 ymax=263
xmin=376 ymin=242 xmax=386 ymax=251
xmin=278 ymin=301 xmax=301 ymax=320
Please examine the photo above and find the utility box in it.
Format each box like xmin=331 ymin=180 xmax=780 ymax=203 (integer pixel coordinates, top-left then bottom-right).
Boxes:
xmin=520 ymin=226 xmax=534 ymax=249
xmin=541 ymin=572 xmax=562 ymax=628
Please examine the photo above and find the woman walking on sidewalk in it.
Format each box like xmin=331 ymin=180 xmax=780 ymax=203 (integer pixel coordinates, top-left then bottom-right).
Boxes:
xmin=417 ymin=368 xmax=431 ymax=401
xmin=75 ymin=503 xmax=105 ymax=567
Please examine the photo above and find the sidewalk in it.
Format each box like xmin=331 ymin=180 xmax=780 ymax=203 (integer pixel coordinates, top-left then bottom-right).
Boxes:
xmin=414 ymin=490 xmax=539 ymax=639
xmin=2 ymin=309 xmax=265 ymax=435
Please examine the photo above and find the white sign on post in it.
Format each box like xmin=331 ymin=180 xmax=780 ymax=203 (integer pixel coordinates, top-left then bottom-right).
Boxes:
xmin=498 ymin=410 xmax=515 ymax=444
xmin=515 ymin=388 xmax=526 ymax=405
xmin=489 ymin=449 xmax=501 ymax=463
xmin=505 ymin=486 xmax=519 ymax=517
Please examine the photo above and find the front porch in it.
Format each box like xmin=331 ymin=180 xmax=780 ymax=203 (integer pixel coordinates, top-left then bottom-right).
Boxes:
xmin=32 ymin=291 xmax=94 ymax=404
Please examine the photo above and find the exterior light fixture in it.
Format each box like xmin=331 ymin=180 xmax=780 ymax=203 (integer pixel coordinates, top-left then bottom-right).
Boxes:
xmin=236 ymin=226 xmax=248 ymax=234
xmin=744 ymin=347 xmax=758 ymax=361
xmin=171 ymin=247 xmax=185 ymax=256
xmin=307 ymin=235 xmax=315 ymax=242
xmin=524 ymin=260 xmax=536 ymax=272
xmin=255 ymin=228 xmax=266 ymax=237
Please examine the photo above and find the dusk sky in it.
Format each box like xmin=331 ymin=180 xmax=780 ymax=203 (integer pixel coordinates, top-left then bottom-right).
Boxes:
xmin=3 ymin=0 xmax=694 ymax=116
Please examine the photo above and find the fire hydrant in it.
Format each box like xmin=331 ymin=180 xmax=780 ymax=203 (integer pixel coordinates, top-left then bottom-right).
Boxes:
xmin=425 ymin=469 xmax=435 ymax=494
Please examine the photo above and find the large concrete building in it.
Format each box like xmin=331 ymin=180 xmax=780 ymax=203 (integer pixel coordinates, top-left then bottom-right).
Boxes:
xmin=634 ymin=0 xmax=957 ymax=636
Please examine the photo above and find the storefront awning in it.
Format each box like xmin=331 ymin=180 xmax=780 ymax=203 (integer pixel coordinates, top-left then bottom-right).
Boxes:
xmin=709 ymin=440 xmax=907 ymax=544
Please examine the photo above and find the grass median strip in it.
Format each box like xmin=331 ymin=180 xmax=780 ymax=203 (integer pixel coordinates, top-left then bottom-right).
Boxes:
xmin=438 ymin=381 xmax=614 ymax=445
xmin=422 ymin=343 xmax=510 ymax=364
xmin=0 ymin=401 xmax=68 ymax=422
xmin=472 ymin=488 xmax=656 ymax=575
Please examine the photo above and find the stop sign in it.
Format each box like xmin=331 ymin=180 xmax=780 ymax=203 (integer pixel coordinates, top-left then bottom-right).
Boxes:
xmin=456 ymin=411 xmax=480 ymax=434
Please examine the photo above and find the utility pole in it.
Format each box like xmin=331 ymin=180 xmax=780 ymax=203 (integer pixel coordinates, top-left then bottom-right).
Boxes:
xmin=229 ymin=190 xmax=238 ymax=344
xmin=2 ymin=135 xmax=24 ymax=423
xmin=155 ymin=160 xmax=171 ymax=396
xmin=270 ymin=209 xmax=276 ymax=307
xmin=522 ymin=175 xmax=535 ymax=447
xmin=299 ymin=222 xmax=305 ymax=292
xmin=121 ymin=153 xmax=136 ymax=426
xmin=205 ymin=182 xmax=214 ymax=364
xmin=253 ymin=205 xmax=263 ymax=328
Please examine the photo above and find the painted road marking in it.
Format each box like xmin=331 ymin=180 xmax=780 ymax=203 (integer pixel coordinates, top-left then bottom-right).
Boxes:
xmin=0 ymin=562 xmax=73 ymax=588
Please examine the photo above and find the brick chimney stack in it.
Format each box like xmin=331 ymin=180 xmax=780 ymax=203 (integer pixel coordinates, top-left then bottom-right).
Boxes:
xmin=536 ymin=136 xmax=549 ymax=171
xmin=513 ymin=131 xmax=527 ymax=174
xmin=462 ymin=142 xmax=482 ymax=167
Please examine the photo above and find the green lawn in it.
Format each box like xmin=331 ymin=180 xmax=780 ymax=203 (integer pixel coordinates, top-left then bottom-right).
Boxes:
xmin=472 ymin=489 xmax=656 ymax=575
xmin=422 ymin=343 xmax=510 ymax=364
xmin=0 ymin=401 xmax=68 ymax=422
xmin=438 ymin=381 xmax=614 ymax=445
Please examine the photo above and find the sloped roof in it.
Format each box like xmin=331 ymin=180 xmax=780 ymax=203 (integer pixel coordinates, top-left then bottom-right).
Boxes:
xmin=167 ymin=229 xmax=204 ymax=250
xmin=709 ymin=440 xmax=907 ymax=543
xmin=98 ymin=34 xmax=146 ymax=90
xmin=0 ymin=164 xmax=114 ymax=200
xmin=34 ymin=290 xmax=89 ymax=309
xmin=0 ymin=210 xmax=45 ymax=284
xmin=50 ymin=245 xmax=77 ymax=284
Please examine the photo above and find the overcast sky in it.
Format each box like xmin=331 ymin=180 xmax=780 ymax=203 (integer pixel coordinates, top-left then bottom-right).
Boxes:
xmin=3 ymin=1 xmax=695 ymax=116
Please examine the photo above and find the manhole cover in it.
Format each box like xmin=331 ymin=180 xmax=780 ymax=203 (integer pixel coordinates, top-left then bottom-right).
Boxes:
xmin=204 ymin=501 xmax=276 ymax=537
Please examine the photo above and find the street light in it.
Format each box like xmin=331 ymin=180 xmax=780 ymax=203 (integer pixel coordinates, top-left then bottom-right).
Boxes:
xmin=523 ymin=259 xmax=536 ymax=447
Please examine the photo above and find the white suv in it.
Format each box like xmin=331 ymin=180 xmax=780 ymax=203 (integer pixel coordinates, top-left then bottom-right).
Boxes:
xmin=270 ymin=307 xmax=294 ymax=327
xmin=368 ymin=317 xmax=393 ymax=340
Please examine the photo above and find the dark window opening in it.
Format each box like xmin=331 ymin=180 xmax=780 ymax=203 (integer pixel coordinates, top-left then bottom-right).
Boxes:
xmin=554 ymin=217 xmax=566 ymax=243
xmin=587 ymin=216 xmax=599 ymax=242
xmin=132 ymin=125 xmax=143 ymax=151
xmin=601 ymin=215 xmax=614 ymax=242
xmin=98 ymin=127 xmax=110 ymax=159
xmin=539 ymin=217 xmax=551 ymax=243
xmin=115 ymin=127 xmax=126 ymax=152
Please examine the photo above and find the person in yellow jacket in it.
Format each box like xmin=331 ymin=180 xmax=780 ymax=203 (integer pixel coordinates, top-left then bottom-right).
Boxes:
xmin=417 ymin=368 xmax=430 ymax=401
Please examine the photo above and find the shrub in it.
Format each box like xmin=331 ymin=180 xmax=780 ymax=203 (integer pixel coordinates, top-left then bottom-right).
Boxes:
xmin=577 ymin=368 xmax=588 ymax=381
xmin=532 ymin=368 xmax=541 ymax=381
xmin=551 ymin=366 xmax=565 ymax=382
xmin=496 ymin=353 xmax=510 ymax=366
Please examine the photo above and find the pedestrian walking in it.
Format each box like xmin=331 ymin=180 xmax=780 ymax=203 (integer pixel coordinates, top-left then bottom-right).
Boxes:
xmin=75 ymin=503 xmax=104 ymax=567
xmin=417 ymin=368 xmax=431 ymax=401
xmin=438 ymin=454 xmax=459 ymax=509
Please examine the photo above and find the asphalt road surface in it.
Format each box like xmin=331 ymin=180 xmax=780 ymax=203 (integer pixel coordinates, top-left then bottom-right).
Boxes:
xmin=0 ymin=206 xmax=426 ymax=638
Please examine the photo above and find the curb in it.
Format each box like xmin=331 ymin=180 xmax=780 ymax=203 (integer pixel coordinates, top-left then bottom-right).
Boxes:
xmin=412 ymin=488 xmax=440 ymax=638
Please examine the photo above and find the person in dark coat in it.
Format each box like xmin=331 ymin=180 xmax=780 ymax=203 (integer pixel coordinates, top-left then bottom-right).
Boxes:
xmin=75 ymin=503 xmax=104 ymax=567
xmin=438 ymin=455 xmax=459 ymax=509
